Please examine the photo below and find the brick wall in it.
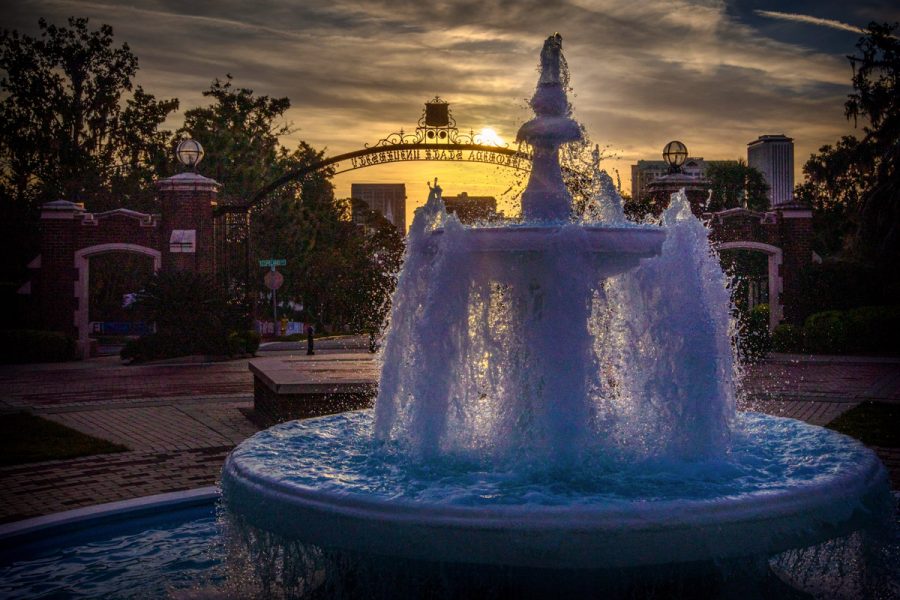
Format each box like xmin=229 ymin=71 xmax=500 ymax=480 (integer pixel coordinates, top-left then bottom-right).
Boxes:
xmin=35 ymin=172 xmax=221 ymax=355
xmin=709 ymin=206 xmax=814 ymax=326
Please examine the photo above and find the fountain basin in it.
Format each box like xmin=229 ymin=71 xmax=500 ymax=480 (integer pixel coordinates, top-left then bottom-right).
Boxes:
xmin=221 ymin=410 xmax=889 ymax=570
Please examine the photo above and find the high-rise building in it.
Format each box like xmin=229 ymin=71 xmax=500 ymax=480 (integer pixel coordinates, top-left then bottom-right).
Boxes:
xmin=747 ymin=135 xmax=794 ymax=207
xmin=350 ymin=183 xmax=407 ymax=233
xmin=442 ymin=192 xmax=499 ymax=224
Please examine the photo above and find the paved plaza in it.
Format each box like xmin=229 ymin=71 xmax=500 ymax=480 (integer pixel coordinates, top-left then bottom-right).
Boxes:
xmin=0 ymin=349 xmax=897 ymax=524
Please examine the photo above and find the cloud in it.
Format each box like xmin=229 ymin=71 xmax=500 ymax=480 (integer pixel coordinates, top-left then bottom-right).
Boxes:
xmin=4 ymin=0 xmax=862 ymax=210
xmin=754 ymin=10 xmax=864 ymax=35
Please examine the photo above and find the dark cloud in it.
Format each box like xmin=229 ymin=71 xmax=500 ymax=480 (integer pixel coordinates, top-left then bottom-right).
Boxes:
xmin=2 ymin=0 xmax=881 ymax=214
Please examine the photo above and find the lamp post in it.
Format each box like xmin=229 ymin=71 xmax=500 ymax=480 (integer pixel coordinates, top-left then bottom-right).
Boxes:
xmin=175 ymin=139 xmax=205 ymax=171
xmin=662 ymin=140 xmax=688 ymax=174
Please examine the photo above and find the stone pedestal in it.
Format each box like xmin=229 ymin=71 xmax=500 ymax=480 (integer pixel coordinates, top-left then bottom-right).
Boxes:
xmin=249 ymin=355 xmax=378 ymax=425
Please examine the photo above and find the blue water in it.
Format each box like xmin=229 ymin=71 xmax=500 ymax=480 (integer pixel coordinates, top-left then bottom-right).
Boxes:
xmin=0 ymin=506 xmax=223 ymax=599
xmin=229 ymin=410 xmax=873 ymax=508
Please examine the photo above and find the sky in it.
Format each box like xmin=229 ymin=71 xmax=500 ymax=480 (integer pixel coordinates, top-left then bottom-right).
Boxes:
xmin=3 ymin=0 xmax=898 ymax=226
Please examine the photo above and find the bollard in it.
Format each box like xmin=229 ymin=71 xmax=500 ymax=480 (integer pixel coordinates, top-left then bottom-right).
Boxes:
xmin=306 ymin=325 xmax=315 ymax=356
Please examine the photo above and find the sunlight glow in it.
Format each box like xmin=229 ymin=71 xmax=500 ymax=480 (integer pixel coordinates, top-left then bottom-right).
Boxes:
xmin=478 ymin=127 xmax=504 ymax=146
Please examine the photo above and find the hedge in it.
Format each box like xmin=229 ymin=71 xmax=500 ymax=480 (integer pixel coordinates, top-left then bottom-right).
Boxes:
xmin=121 ymin=329 xmax=260 ymax=363
xmin=0 ymin=330 xmax=76 ymax=364
xmin=771 ymin=306 xmax=900 ymax=355
xmin=807 ymin=306 xmax=900 ymax=354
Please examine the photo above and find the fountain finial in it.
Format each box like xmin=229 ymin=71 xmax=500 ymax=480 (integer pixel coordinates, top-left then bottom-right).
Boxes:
xmin=538 ymin=33 xmax=564 ymax=86
xmin=517 ymin=34 xmax=583 ymax=221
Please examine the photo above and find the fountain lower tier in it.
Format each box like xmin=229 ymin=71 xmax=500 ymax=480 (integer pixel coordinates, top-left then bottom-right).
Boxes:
xmin=221 ymin=411 xmax=890 ymax=570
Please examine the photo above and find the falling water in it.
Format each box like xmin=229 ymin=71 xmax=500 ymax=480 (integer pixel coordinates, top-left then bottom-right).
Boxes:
xmin=374 ymin=175 xmax=736 ymax=465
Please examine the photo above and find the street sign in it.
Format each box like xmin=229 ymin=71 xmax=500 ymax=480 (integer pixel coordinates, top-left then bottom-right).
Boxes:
xmin=264 ymin=270 xmax=284 ymax=290
xmin=259 ymin=258 xmax=287 ymax=267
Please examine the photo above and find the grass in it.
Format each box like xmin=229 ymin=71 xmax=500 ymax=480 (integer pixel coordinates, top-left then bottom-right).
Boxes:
xmin=0 ymin=412 xmax=128 ymax=467
xmin=827 ymin=401 xmax=900 ymax=448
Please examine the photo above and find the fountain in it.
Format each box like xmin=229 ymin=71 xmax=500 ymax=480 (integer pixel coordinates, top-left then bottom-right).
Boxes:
xmin=221 ymin=35 xmax=893 ymax=597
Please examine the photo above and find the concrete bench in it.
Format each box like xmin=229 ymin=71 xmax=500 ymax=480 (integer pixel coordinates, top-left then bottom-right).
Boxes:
xmin=249 ymin=355 xmax=378 ymax=425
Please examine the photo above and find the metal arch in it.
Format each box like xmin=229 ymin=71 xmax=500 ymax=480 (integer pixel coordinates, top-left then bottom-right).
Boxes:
xmin=216 ymin=143 xmax=531 ymax=215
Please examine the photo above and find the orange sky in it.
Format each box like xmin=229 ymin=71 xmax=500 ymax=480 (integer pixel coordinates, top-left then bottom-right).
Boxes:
xmin=5 ymin=0 xmax=894 ymax=229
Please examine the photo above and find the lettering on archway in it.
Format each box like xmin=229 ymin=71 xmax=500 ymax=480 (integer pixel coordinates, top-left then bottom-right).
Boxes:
xmin=227 ymin=142 xmax=532 ymax=214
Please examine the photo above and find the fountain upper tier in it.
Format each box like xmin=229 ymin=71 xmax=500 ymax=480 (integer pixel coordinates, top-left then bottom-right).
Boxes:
xmin=517 ymin=33 xmax=585 ymax=222
xmin=432 ymin=225 xmax=665 ymax=279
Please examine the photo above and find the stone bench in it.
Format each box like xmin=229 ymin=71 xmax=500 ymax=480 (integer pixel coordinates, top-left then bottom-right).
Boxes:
xmin=249 ymin=355 xmax=378 ymax=425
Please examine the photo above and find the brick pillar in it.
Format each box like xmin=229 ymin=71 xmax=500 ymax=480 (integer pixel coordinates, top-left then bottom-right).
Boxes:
xmin=156 ymin=172 xmax=220 ymax=274
xmin=37 ymin=200 xmax=84 ymax=339
xmin=777 ymin=203 xmax=814 ymax=324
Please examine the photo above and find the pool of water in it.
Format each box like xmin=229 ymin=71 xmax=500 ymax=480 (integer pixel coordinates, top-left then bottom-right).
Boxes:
xmin=0 ymin=504 xmax=223 ymax=599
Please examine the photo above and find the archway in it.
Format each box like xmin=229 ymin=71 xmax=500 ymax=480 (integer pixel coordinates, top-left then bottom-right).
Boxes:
xmin=74 ymin=243 xmax=162 ymax=357
xmin=717 ymin=241 xmax=783 ymax=329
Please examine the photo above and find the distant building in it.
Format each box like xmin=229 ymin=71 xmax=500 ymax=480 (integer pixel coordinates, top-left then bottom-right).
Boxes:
xmin=443 ymin=192 xmax=499 ymax=224
xmin=350 ymin=183 xmax=407 ymax=232
xmin=747 ymin=135 xmax=794 ymax=207
xmin=631 ymin=157 xmax=736 ymax=202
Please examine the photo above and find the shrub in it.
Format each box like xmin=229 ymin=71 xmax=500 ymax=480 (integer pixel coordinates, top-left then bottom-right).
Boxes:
xmin=794 ymin=261 xmax=881 ymax=320
xmin=0 ymin=330 xmax=75 ymax=364
xmin=844 ymin=306 xmax=900 ymax=354
xmin=771 ymin=324 xmax=804 ymax=353
xmin=237 ymin=330 xmax=261 ymax=355
xmin=121 ymin=333 xmax=183 ymax=362
xmin=737 ymin=304 xmax=771 ymax=362
xmin=121 ymin=272 xmax=252 ymax=362
xmin=800 ymin=306 xmax=900 ymax=355
xmin=803 ymin=310 xmax=849 ymax=354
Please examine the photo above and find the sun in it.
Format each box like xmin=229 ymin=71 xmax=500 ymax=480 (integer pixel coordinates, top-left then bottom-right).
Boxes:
xmin=478 ymin=127 xmax=504 ymax=146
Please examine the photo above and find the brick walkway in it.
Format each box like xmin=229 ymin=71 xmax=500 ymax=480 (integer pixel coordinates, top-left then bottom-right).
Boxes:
xmin=0 ymin=352 xmax=897 ymax=523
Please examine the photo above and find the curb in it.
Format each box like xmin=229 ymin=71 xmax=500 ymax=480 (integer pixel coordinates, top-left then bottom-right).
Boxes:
xmin=0 ymin=486 xmax=219 ymax=546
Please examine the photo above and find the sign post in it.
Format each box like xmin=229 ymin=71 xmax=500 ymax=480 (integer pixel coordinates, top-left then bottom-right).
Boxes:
xmin=261 ymin=259 xmax=286 ymax=336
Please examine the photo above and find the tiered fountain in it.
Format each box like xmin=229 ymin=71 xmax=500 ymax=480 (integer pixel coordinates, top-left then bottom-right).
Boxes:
xmin=221 ymin=35 xmax=892 ymax=597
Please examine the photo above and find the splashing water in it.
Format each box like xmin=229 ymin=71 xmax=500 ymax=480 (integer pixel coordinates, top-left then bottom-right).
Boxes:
xmin=375 ymin=179 xmax=735 ymax=466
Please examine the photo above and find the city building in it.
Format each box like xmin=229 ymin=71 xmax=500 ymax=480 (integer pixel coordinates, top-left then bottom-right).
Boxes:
xmin=631 ymin=151 xmax=739 ymax=217
xmin=442 ymin=192 xmax=499 ymax=224
xmin=350 ymin=183 xmax=407 ymax=232
xmin=747 ymin=135 xmax=794 ymax=207
xmin=631 ymin=157 xmax=727 ymax=202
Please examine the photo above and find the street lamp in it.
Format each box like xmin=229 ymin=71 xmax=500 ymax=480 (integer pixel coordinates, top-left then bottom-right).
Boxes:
xmin=662 ymin=140 xmax=688 ymax=173
xmin=176 ymin=139 xmax=205 ymax=171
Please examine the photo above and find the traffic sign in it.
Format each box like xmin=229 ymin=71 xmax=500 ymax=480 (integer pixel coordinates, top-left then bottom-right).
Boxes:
xmin=264 ymin=270 xmax=284 ymax=290
xmin=259 ymin=258 xmax=287 ymax=267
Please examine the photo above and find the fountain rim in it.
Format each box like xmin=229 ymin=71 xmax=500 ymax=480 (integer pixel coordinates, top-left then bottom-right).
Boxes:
xmin=223 ymin=414 xmax=884 ymax=526
xmin=221 ymin=411 xmax=889 ymax=568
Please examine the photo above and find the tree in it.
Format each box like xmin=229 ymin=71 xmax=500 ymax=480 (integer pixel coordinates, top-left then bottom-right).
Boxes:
xmin=794 ymin=136 xmax=873 ymax=256
xmin=798 ymin=22 xmax=899 ymax=267
xmin=0 ymin=17 xmax=178 ymax=210
xmin=122 ymin=271 xmax=256 ymax=361
xmin=179 ymin=75 xmax=292 ymax=206
xmin=0 ymin=17 xmax=178 ymax=290
xmin=844 ymin=22 xmax=900 ymax=268
xmin=183 ymin=79 xmax=405 ymax=332
xmin=704 ymin=160 xmax=769 ymax=213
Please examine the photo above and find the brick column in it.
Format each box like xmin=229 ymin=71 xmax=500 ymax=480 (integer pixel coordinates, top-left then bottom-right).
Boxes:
xmin=156 ymin=172 xmax=220 ymax=274
xmin=776 ymin=203 xmax=814 ymax=324
xmin=37 ymin=201 xmax=84 ymax=339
